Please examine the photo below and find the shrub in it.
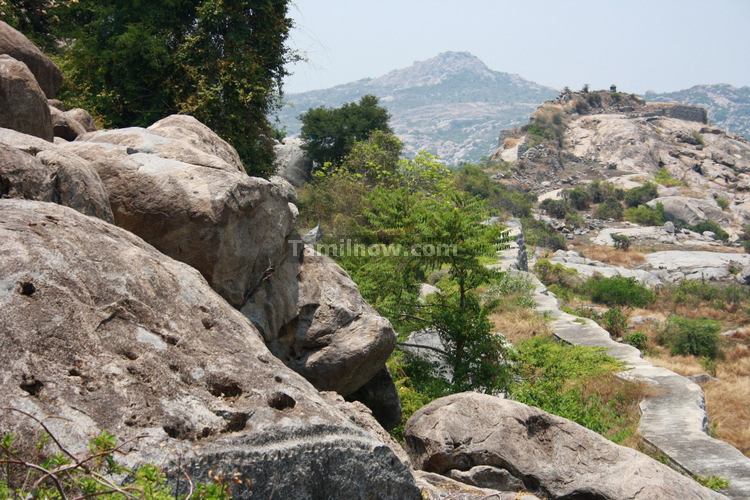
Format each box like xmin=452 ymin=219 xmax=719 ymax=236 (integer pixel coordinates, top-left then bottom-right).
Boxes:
xmin=534 ymin=259 xmax=579 ymax=288
xmin=716 ymin=197 xmax=730 ymax=211
xmin=563 ymin=187 xmax=591 ymax=210
xmin=688 ymin=220 xmax=729 ymax=241
xmin=624 ymin=183 xmax=659 ymax=208
xmin=601 ymin=307 xmax=628 ymax=338
xmin=691 ymin=130 xmax=706 ymax=147
xmin=658 ymin=315 xmax=721 ymax=358
xmin=565 ymin=211 xmax=585 ymax=228
xmin=594 ymin=199 xmax=624 ymax=220
xmin=624 ymin=331 xmax=649 ymax=351
xmin=588 ymin=276 xmax=655 ymax=307
xmin=695 ymin=475 xmax=730 ymax=492
xmin=654 ymin=168 xmax=682 ymax=187
xmin=588 ymin=181 xmax=623 ymax=203
xmin=624 ymin=203 xmax=665 ymax=226
xmin=666 ymin=280 xmax=750 ymax=311
xmin=611 ymin=233 xmax=631 ymax=251
xmin=540 ymin=198 xmax=569 ymax=219
xmin=522 ymin=217 xmax=567 ymax=250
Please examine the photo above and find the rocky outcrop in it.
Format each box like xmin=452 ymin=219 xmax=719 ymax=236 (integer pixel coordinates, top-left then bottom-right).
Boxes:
xmin=413 ymin=470 xmax=539 ymax=500
xmin=405 ymin=392 xmax=723 ymax=500
xmin=0 ymin=55 xmax=53 ymax=140
xmin=345 ymin=367 xmax=402 ymax=431
xmin=647 ymin=196 xmax=728 ymax=226
xmin=64 ymin=108 xmax=97 ymax=132
xmin=0 ymin=21 xmax=62 ymax=98
xmin=274 ymin=137 xmax=312 ymax=187
xmin=49 ymin=105 xmax=87 ymax=141
xmin=0 ymin=200 xmax=419 ymax=499
xmin=0 ymin=140 xmax=113 ymax=222
xmin=242 ymin=246 xmax=396 ymax=398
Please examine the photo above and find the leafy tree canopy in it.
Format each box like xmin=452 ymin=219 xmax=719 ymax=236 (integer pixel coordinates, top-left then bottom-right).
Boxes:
xmin=299 ymin=95 xmax=392 ymax=168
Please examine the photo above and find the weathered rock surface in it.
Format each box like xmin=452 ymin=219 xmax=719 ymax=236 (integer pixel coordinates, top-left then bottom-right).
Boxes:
xmin=550 ymin=249 xmax=661 ymax=287
xmin=414 ymin=471 xmax=539 ymax=500
xmin=405 ymin=392 xmax=724 ymax=500
xmin=242 ymin=246 xmax=396 ymax=397
xmin=147 ymin=114 xmax=244 ymax=172
xmin=0 ymin=21 xmax=62 ymax=98
xmin=70 ymin=128 xmax=295 ymax=307
xmin=345 ymin=367 xmax=402 ymax=431
xmin=447 ymin=465 xmax=525 ymax=492
xmin=647 ymin=196 xmax=728 ymax=226
xmin=0 ymin=200 xmax=419 ymax=499
xmin=49 ymin=105 xmax=87 ymax=141
xmin=0 ymin=55 xmax=53 ymax=140
xmin=64 ymin=108 xmax=97 ymax=132
xmin=274 ymin=137 xmax=312 ymax=187
xmin=592 ymin=224 xmax=719 ymax=248
xmin=0 ymin=139 xmax=113 ymax=222
xmin=645 ymin=250 xmax=750 ymax=282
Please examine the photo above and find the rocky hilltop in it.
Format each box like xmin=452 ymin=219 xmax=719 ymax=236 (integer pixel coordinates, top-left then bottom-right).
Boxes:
xmin=277 ymin=52 xmax=557 ymax=164
xmin=646 ymin=84 xmax=750 ymax=140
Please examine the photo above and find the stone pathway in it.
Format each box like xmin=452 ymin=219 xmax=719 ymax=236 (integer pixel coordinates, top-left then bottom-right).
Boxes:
xmin=523 ymin=271 xmax=750 ymax=499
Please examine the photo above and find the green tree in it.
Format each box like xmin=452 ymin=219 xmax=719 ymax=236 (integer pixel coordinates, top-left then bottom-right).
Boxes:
xmin=340 ymin=130 xmax=403 ymax=183
xmin=299 ymin=95 xmax=391 ymax=167
xmin=55 ymin=0 xmax=296 ymax=176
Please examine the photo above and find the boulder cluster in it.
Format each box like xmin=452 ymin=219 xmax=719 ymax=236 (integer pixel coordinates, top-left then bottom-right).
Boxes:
xmin=0 ymin=22 xmax=725 ymax=499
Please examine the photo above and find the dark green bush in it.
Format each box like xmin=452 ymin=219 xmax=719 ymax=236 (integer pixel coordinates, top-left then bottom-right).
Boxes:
xmin=624 ymin=203 xmax=665 ymax=226
xmin=624 ymin=183 xmax=659 ymax=208
xmin=624 ymin=331 xmax=648 ymax=351
xmin=601 ymin=307 xmax=628 ymax=337
xmin=534 ymin=259 xmax=579 ymax=288
xmin=540 ymin=198 xmax=569 ymax=219
xmin=658 ymin=316 xmax=721 ymax=358
xmin=587 ymin=276 xmax=655 ymax=307
xmin=588 ymin=180 xmax=622 ymax=203
xmin=522 ymin=217 xmax=567 ymax=250
xmin=564 ymin=187 xmax=591 ymax=210
xmin=594 ymin=199 xmax=624 ymax=220
xmin=611 ymin=233 xmax=631 ymax=250
xmin=688 ymin=220 xmax=729 ymax=241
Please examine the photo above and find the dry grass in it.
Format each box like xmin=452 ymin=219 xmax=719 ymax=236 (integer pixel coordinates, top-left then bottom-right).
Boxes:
xmin=572 ymin=243 xmax=646 ymax=267
xmin=503 ymin=136 xmax=520 ymax=149
xmin=491 ymin=308 xmax=550 ymax=344
xmin=704 ymin=346 xmax=750 ymax=456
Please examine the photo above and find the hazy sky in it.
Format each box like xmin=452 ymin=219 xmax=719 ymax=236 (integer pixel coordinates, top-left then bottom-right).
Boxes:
xmin=285 ymin=0 xmax=750 ymax=94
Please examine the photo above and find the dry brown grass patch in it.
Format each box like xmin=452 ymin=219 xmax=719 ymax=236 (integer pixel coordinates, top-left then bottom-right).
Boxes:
xmin=571 ymin=243 xmax=646 ymax=267
xmin=491 ymin=309 xmax=550 ymax=344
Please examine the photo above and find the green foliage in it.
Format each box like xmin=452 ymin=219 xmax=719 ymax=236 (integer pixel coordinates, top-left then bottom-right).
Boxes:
xmin=595 ymin=198 xmax=624 ymax=221
xmin=654 ymin=168 xmax=683 ymax=187
xmin=453 ymin=165 xmax=535 ymax=217
xmin=624 ymin=183 xmax=659 ymax=208
xmin=695 ymin=475 xmax=730 ymax=491
xmin=587 ymin=276 xmax=655 ymax=307
xmin=611 ymin=233 xmax=631 ymax=250
xmin=510 ymin=336 xmax=639 ymax=442
xmin=522 ymin=110 xmax=566 ymax=147
xmin=340 ymin=130 xmax=403 ymax=183
xmin=533 ymin=259 xmax=579 ymax=288
xmin=428 ymin=293 xmax=511 ymax=393
xmin=0 ymin=0 xmax=59 ymax=51
xmin=664 ymin=280 xmax=750 ymax=311
xmin=624 ymin=331 xmax=649 ymax=351
xmin=691 ymin=130 xmax=706 ymax=147
xmin=540 ymin=198 xmax=569 ymax=219
xmin=563 ymin=186 xmax=591 ymax=210
xmin=0 ymin=425 xmax=229 ymax=498
xmin=56 ymin=0 xmax=297 ymax=176
xmin=658 ymin=315 xmax=721 ymax=358
xmin=482 ymin=273 xmax=535 ymax=309
xmin=587 ymin=180 xmax=623 ymax=203
xmin=300 ymin=95 xmax=391 ymax=167
xmin=741 ymin=224 xmax=750 ymax=253
xmin=624 ymin=203 xmax=665 ymax=226
xmin=522 ymin=218 xmax=567 ymax=250
xmin=601 ymin=307 xmax=628 ymax=338
xmin=688 ymin=220 xmax=729 ymax=241
xmin=717 ymin=197 xmax=730 ymax=211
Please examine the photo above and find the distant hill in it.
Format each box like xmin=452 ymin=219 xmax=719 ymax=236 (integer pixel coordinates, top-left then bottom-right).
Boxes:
xmin=645 ymin=84 xmax=750 ymax=140
xmin=276 ymin=52 xmax=558 ymax=164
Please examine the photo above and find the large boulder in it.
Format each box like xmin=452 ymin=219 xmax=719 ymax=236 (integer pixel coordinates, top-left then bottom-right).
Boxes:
xmin=346 ymin=367 xmax=402 ymax=431
xmin=0 ymin=21 xmax=62 ymax=98
xmin=0 ymin=199 xmax=419 ymax=499
xmin=274 ymin=137 xmax=312 ymax=187
xmin=68 ymin=131 xmax=295 ymax=308
xmin=413 ymin=471 xmax=539 ymax=500
xmin=49 ymin=105 xmax=87 ymax=141
xmin=0 ymin=139 xmax=113 ymax=222
xmin=64 ymin=108 xmax=97 ymax=132
xmin=147 ymin=114 xmax=244 ymax=172
xmin=405 ymin=393 xmax=723 ymax=500
xmin=242 ymin=246 xmax=397 ymax=397
xmin=0 ymin=55 xmax=53 ymax=140
xmin=647 ymin=196 xmax=728 ymax=226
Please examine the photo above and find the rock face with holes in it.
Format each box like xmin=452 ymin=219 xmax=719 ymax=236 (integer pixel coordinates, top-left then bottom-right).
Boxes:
xmin=0 ymin=54 xmax=53 ymax=141
xmin=0 ymin=21 xmax=62 ymax=98
xmin=0 ymin=200 xmax=419 ymax=499
xmin=405 ymin=392 xmax=723 ymax=500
